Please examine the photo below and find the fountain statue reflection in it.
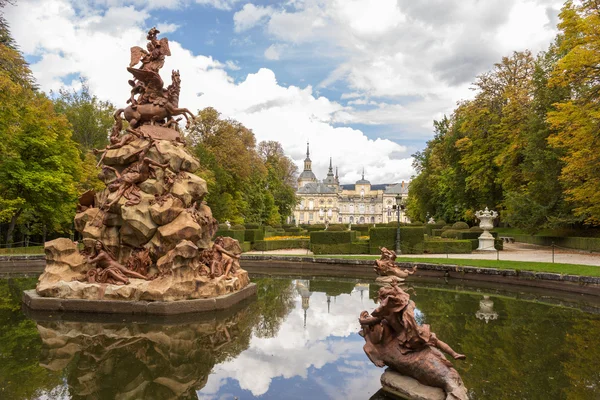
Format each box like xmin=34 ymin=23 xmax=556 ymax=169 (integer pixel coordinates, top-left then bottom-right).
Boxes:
xmin=475 ymin=295 xmax=499 ymax=323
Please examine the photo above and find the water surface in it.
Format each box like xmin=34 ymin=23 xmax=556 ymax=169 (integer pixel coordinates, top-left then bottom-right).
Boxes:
xmin=1 ymin=276 xmax=599 ymax=399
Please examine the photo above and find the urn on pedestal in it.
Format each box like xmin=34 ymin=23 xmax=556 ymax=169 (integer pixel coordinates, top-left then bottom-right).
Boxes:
xmin=474 ymin=207 xmax=498 ymax=252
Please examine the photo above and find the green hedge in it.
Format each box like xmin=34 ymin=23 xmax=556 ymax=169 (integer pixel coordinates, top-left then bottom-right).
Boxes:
xmin=369 ymin=227 xmax=397 ymax=251
xmin=285 ymin=227 xmax=304 ymax=233
xmin=253 ymin=239 xmax=309 ymax=251
xmin=302 ymin=224 xmax=327 ymax=232
xmin=244 ymin=228 xmax=265 ymax=243
xmin=423 ymin=240 xmax=472 ymax=254
xmin=310 ymin=231 xmax=357 ymax=244
xmin=369 ymin=226 xmax=424 ymax=254
xmin=214 ymin=229 xmax=245 ymax=243
xmin=456 ymin=231 xmax=498 ymax=240
xmin=244 ymin=223 xmax=261 ymax=229
xmin=351 ymin=224 xmax=371 ymax=234
xmin=401 ymin=226 xmax=425 ymax=254
xmin=241 ymin=241 xmax=252 ymax=252
xmin=432 ymin=229 xmax=444 ymax=237
xmin=466 ymin=238 xmax=503 ymax=251
xmin=425 ymin=223 xmax=445 ymax=236
xmin=512 ymin=234 xmax=600 ymax=252
xmin=310 ymin=242 xmax=370 ymax=255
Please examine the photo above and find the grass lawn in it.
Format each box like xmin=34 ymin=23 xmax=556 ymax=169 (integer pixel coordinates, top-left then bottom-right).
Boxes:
xmin=0 ymin=246 xmax=44 ymax=255
xmin=262 ymin=254 xmax=600 ymax=277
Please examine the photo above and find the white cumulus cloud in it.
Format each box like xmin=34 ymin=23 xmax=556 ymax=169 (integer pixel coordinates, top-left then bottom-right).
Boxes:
xmin=4 ymin=0 xmax=415 ymax=183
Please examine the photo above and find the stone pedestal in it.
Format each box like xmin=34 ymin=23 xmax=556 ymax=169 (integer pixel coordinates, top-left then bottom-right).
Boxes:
xmin=380 ymin=369 xmax=445 ymax=400
xmin=477 ymin=231 xmax=496 ymax=252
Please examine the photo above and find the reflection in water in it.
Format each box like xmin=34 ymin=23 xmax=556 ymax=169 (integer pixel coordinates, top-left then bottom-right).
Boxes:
xmin=2 ymin=276 xmax=600 ymax=399
xmin=33 ymin=302 xmax=256 ymax=399
xmin=475 ymin=295 xmax=498 ymax=323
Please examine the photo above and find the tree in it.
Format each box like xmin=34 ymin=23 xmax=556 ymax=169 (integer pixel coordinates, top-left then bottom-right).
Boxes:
xmin=52 ymin=80 xmax=115 ymax=154
xmin=0 ymin=9 xmax=81 ymax=245
xmin=258 ymin=141 xmax=298 ymax=223
xmin=547 ymin=0 xmax=600 ymax=225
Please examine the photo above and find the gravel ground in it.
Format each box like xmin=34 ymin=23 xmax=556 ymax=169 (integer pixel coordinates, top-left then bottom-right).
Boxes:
xmin=245 ymin=242 xmax=600 ymax=267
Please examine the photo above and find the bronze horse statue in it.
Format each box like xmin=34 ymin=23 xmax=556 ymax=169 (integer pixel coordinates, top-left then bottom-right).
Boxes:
xmin=114 ymin=69 xmax=194 ymax=129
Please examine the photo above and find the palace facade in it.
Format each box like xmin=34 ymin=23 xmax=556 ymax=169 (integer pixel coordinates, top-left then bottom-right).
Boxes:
xmin=293 ymin=144 xmax=410 ymax=225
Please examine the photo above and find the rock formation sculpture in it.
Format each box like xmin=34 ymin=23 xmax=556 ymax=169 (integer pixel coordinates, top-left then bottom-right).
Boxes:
xmin=374 ymin=247 xmax=417 ymax=284
xmin=359 ymin=284 xmax=468 ymax=400
xmin=35 ymin=28 xmax=250 ymax=302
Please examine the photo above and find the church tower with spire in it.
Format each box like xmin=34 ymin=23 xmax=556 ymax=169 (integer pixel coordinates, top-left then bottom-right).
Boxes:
xmin=297 ymin=141 xmax=318 ymax=188
xmin=323 ymin=157 xmax=338 ymax=189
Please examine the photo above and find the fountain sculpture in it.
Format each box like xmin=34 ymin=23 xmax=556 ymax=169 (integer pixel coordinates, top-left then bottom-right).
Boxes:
xmin=373 ymin=247 xmax=417 ymax=284
xmin=359 ymin=284 xmax=468 ymax=400
xmin=23 ymin=28 xmax=255 ymax=314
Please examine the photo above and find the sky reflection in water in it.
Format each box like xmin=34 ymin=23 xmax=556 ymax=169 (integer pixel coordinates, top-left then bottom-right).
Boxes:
xmin=1 ymin=276 xmax=600 ymax=400
xmin=197 ymin=280 xmax=382 ymax=400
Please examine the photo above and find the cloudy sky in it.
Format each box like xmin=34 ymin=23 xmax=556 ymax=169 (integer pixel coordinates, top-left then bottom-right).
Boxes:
xmin=4 ymin=0 xmax=564 ymax=184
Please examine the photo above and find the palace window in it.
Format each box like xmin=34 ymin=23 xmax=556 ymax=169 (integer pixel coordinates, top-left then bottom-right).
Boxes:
xmin=308 ymin=199 xmax=314 ymax=210
xmin=327 ymin=209 xmax=332 ymax=217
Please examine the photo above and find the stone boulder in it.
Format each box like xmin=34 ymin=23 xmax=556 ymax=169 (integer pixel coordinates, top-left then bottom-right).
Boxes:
xmin=171 ymin=172 xmax=207 ymax=207
xmin=196 ymin=203 xmax=217 ymax=249
xmin=156 ymin=240 xmax=202 ymax=277
xmin=148 ymin=140 xmax=200 ymax=172
xmin=157 ymin=211 xmax=202 ymax=252
xmin=138 ymin=178 xmax=167 ymax=196
xmin=37 ymin=239 xmax=87 ymax=296
xmin=120 ymin=203 xmax=157 ymax=247
xmin=149 ymin=196 xmax=184 ymax=226
xmin=380 ymin=369 xmax=445 ymax=400
xmin=103 ymin=138 xmax=148 ymax=166
xmin=74 ymin=208 xmax=102 ymax=233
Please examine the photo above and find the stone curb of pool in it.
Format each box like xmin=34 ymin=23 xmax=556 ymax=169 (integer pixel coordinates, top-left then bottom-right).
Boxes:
xmin=240 ymin=254 xmax=600 ymax=285
xmin=1 ymin=253 xmax=600 ymax=285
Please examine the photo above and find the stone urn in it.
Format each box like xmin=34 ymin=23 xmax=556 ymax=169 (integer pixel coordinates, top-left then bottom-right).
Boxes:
xmin=475 ymin=207 xmax=498 ymax=251
xmin=475 ymin=295 xmax=498 ymax=323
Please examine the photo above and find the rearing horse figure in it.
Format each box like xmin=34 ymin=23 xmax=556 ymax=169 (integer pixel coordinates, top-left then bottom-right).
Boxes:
xmin=114 ymin=69 xmax=195 ymax=130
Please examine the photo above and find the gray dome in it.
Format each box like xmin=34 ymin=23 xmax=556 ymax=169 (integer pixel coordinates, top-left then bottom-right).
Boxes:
xmin=299 ymin=170 xmax=317 ymax=181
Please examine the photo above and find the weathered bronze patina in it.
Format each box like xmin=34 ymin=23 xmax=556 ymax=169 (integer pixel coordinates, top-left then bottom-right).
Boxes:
xmin=359 ymin=284 xmax=468 ymax=400
xmin=34 ymin=28 xmax=250 ymax=303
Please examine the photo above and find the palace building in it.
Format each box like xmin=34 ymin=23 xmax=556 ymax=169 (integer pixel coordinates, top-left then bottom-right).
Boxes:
xmin=293 ymin=143 xmax=410 ymax=225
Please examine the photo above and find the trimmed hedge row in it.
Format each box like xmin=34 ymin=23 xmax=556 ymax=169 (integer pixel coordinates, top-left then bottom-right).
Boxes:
xmin=241 ymin=241 xmax=252 ymax=252
xmin=423 ymin=240 xmax=472 ymax=254
xmin=285 ymin=227 xmax=304 ymax=233
xmin=512 ymin=234 xmax=600 ymax=252
xmin=253 ymin=239 xmax=309 ymax=251
xmin=466 ymin=238 xmax=504 ymax=251
xmin=368 ymin=227 xmax=424 ymax=254
xmin=310 ymin=242 xmax=370 ymax=255
xmin=214 ymin=229 xmax=245 ymax=242
xmin=425 ymin=223 xmax=445 ymax=236
xmin=244 ymin=229 xmax=265 ymax=243
xmin=310 ymin=231 xmax=357 ymax=244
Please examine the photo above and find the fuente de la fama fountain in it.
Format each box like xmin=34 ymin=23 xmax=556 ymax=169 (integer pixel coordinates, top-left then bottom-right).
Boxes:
xmin=22 ymin=27 xmax=256 ymax=315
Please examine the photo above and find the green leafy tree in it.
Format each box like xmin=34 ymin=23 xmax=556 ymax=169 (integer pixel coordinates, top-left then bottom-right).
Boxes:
xmin=547 ymin=0 xmax=600 ymax=225
xmin=0 ymin=9 xmax=81 ymax=245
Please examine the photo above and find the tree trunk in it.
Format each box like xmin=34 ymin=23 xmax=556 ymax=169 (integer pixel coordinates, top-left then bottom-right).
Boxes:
xmin=42 ymin=223 xmax=47 ymax=243
xmin=6 ymin=208 xmax=23 ymax=248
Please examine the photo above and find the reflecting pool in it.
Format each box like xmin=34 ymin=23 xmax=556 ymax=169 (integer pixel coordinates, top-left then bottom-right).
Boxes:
xmin=1 ymin=276 xmax=599 ymax=399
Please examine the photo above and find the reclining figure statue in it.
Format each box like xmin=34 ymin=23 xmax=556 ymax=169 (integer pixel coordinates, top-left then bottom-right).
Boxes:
xmin=359 ymin=283 xmax=468 ymax=400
